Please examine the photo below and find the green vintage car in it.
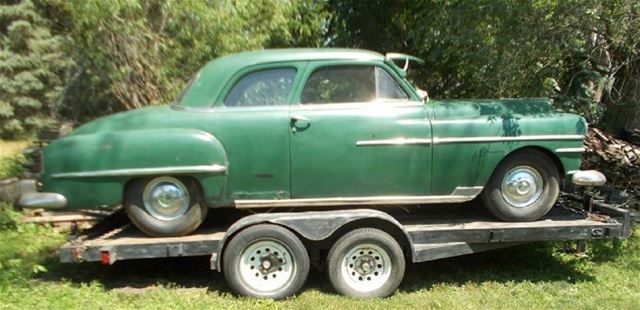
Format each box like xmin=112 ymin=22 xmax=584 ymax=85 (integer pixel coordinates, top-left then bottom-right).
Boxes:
xmin=18 ymin=48 xmax=605 ymax=236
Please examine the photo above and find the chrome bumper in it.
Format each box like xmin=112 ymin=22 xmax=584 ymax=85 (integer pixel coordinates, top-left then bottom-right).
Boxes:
xmin=17 ymin=179 xmax=67 ymax=209
xmin=570 ymin=170 xmax=607 ymax=187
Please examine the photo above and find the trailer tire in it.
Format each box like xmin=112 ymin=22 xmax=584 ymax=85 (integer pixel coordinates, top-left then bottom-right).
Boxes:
xmin=327 ymin=228 xmax=405 ymax=298
xmin=125 ymin=176 xmax=208 ymax=237
xmin=223 ymin=224 xmax=309 ymax=299
xmin=483 ymin=150 xmax=560 ymax=221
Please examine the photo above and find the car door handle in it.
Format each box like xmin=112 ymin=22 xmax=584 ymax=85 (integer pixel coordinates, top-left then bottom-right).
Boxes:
xmin=290 ymin=115 xmax=311 ymax=131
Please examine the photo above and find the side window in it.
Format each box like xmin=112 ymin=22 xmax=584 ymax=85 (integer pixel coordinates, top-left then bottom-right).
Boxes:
xmin=301 ymin=66 xmax=375 ymax=104
xmin=224 ymin=68 xmax=296 ymax=107
xmin=376 ymin=67 xmax=408 ymax=100
xmin=300 ymin=65 xmax=409 ymax=104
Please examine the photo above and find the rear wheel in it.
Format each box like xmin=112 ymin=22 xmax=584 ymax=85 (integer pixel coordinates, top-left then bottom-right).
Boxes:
xmin=223 ymin=224 xmax=310 ymax=299
xmin=326 ymin=228 xmax=405 ymax=298
xmin=125 ymin=176 xmax=208 ymax=237
xmin=482 ymin=150 xmax=560 ymax=221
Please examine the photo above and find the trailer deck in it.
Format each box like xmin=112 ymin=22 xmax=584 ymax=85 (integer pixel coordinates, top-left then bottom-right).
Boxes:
xmin=60 ymin=198 xmax=632 ymax=267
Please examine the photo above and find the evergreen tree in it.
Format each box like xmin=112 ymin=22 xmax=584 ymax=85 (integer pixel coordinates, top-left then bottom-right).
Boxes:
xmin=0 ymin=0 xmax=70 ymax=138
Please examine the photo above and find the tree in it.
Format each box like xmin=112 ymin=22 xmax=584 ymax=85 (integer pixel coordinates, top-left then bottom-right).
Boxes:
xmin=58 ymin=0 xmax=328 ymax=123
xmin=0 ymin=0 xmax=71 ymax=138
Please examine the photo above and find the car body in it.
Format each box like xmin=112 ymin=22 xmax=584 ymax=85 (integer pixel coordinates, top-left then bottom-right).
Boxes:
xmin=18 ymin=48 xmax=605 ymax=236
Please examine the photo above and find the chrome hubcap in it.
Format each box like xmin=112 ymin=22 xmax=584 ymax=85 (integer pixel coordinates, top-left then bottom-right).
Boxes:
xmin=239 ymin=240 xmax=295 ymax=293
xmin=341 ymin=244 xmax=391 ymax=293
xmin=501 ymin=165 xmax=543 ymax=207
xmin=142 ymin=177 xmax=190 ymax=221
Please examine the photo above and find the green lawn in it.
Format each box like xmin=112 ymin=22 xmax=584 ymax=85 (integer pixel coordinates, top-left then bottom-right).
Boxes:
xmin=0 ymin=219 xmax=637 ymax=309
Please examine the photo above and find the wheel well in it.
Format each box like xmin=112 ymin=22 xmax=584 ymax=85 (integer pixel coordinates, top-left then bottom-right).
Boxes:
xmin=319 ymin=218 xmax=413 ymax=258
xmin=121 ymin=175 xmax=205 ymax=205
xmin=503 ymin=146 xmax=565 ymax=177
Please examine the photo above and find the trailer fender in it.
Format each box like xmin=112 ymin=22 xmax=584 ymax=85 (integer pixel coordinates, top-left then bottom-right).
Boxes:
xmin=212 ymin=209 xmax=414 ymax=271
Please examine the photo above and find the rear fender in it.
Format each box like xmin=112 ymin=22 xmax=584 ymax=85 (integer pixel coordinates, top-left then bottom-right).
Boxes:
xmin=42 ymin=129 xmax=228 ymax=208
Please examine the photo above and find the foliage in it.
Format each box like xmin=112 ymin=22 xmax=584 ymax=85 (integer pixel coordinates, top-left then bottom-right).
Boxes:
xmin=0 ymin=0 xmax=71 ymax=139
xmin=327 ymin=0 xmax=640 ymax=127
xmin=58 ymin=0 xmax=328 ymax=123
xmin=0 ymin=152 xmax=24 ymax=179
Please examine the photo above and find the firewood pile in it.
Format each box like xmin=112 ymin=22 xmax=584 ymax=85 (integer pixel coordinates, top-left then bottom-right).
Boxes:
xmin=582 ymin=128 xmax=640 ymax=207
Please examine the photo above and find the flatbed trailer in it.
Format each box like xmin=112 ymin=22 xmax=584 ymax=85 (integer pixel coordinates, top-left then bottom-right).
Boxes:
xmin=59 ymin=197 xmax=633 ymax=298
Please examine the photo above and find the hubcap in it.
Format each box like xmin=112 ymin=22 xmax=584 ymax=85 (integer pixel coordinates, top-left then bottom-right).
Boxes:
xmin=142 ymin=177 xmax=190 ymax=221
xmin=501 ymin=165 xmax=543 ymax=207
xmin=238 ymin=239 xmax=295 ymax=293
xmin=341 ymin=244 xmax=391 ymax=293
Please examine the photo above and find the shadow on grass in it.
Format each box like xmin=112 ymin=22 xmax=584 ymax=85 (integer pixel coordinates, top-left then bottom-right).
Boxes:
xmin=401 ymin=243 xmax=596 ymax=293
xmin=35 ymin=241 xmax=597 ymax=296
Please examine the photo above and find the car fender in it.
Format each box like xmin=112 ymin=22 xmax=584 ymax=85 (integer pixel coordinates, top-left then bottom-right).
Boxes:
xmin=42 ymin=128 xmax=229 ymax=208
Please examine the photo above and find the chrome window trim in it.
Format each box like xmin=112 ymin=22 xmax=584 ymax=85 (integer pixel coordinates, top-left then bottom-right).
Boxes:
xmin=554 ymin=147 xmax=586 ymax=153
xmin=290 ymin=100 xmax=423 ymax=111
xmin=52 ymin=164 xmax=227 ymax=179
xmin=234 ymin=186 xmax=483 ymax=208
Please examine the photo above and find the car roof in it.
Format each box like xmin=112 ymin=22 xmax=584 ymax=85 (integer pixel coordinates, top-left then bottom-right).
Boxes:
xmin=179 ymin=48 xmax=385 ymax=107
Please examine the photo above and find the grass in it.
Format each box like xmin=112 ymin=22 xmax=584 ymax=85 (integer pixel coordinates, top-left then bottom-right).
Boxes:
xmin=0 ymin=219 xmax=637 ymax=309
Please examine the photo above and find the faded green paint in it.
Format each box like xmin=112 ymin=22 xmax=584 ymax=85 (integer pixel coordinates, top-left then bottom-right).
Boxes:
xmin=40 ymin=48 xmax=587 ymax=209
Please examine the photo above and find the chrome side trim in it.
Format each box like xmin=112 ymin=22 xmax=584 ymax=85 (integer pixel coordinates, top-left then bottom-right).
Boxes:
xmin=235 ymin=186 xmax=483 ymax=209
xmin=52 ymin=164 xmax=227 ymax=179
xmin=356 ymin=138 xmax=432 ymax=146
xmin=433 ymin=134 xmax=584 ymax=144
xmin=555 ymin=147 xmax=586 ymax=153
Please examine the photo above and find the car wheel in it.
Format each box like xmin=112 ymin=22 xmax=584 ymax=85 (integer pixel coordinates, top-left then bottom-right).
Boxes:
xmin=223 ymin=224 xmax=310 ymax=299
xmin=482 ymin=150 xmax=560 ymax=221
xmin=125 ymin=176 xmax=208 ymax=237
xmin=326 ymin=228 xmax=405 ymax=298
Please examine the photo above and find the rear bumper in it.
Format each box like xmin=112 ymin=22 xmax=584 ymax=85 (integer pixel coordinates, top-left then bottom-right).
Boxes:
xmin=17 ymin=179 xmax=67 ymax=209
xmin=569 ymin=170 xmax=607 ymax=187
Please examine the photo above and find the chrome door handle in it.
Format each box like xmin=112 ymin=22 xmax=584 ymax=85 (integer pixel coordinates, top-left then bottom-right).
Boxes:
xmin=291 ymin=115 xmax=311 ymax=131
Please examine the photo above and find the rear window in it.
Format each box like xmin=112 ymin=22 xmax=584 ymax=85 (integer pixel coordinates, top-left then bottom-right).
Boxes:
xmin=224 ymin=68 xmax=297 ymax=107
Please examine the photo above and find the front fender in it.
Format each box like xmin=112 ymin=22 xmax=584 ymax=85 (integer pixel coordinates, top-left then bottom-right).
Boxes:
xmin=42 ymin=129 xmax=228 ymax=209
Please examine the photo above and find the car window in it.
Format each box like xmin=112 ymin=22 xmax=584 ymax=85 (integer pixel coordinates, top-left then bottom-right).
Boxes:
xmin=301 ymin=66 xmax=376 ymax=104
xmin=224 ymin=68 xmax=296 ymax=107
xmin=301 ymin=65 xmax=408 ymax=104
xmin=376 ymin=67 xmax=408 ymax=100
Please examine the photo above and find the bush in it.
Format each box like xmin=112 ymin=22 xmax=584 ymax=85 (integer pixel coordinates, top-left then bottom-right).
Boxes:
xmin=0 ymin=153 xmax=24 ymax=179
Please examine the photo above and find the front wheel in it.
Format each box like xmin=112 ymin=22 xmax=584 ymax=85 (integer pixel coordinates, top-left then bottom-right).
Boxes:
xmin=326 ymin=228 xmax=405 ymax=298
xmin=482 ymin=150 xmax=560 ymax=221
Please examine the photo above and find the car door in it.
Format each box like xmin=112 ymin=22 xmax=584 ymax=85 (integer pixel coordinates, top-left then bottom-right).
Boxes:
xmin=205 ymin=64 xmax=302 ymax=201
xmin=289 ymin=61 xmax=432 ymax=198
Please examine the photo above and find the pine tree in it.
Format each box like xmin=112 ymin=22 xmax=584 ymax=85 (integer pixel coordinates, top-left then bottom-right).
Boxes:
xmin=0 ymin=0 xmax=70 ymax=139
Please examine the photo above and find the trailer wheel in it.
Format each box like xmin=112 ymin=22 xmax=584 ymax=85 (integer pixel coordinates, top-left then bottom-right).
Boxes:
xmin=125 ymin=176 xmax=208 ymax=237
xmin=482 ymin=150 xmax=560 ymax=221
xmin=327 ymin=228 xmax=405 ymax=298
xmin=223 ymin=224 xmax=309 ymax=299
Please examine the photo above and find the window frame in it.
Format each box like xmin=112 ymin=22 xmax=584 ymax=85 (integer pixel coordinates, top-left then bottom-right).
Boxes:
xmin=215 ymin=62 xmax=306 ymax=109
xmin=292 ymin=60 xmax=420 ymax=107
